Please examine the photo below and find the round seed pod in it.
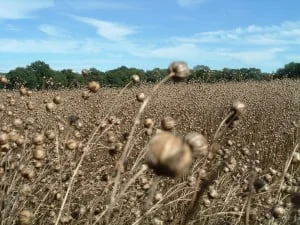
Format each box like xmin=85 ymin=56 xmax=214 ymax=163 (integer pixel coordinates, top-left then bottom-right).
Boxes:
xmin=0 ymin=133 xmax=9 ymax=145
xmin=145 ymin=132 xmax=192 ymax=177
xmin=19 ymin=87 xmax=28 ymax=96
xmin=45 ymin=130 xmax=56 ymax=140
xmin=169 ymin=61 xmax=191 ymax=81
xmin=131 ymin=74 xmax=140 ymax=83
xmin=66 ymin=139 xmax=77 ymax=150
xmin=13 ymin=118 xmax=23 ymax=128
xmin=161 ymin=116 xmax=176 ymax=130
xmin=0 ymin=76 xmax=8 ymax=84
xmin=33 ymin=145 xmax=46 ymax=160
xmin=21 ymin=166 xmax=35 ymax=179
xmin=0 ymin=143 xmax=10 ymax=152
xmin=144 ymin=118 xmax=154 ymax=128
xmin=33 ymin=134 xmax=44 ymax=145
xmin=136 ymin=93 xmax=145 ymax=102
xmin=53 ymin=95 xmax=62 ymax=104
xmin=88 ymin=81 xmax=100 ymax=93
xmin=231 ymin=100 xmax=246 ymax=116
xmin=26 ymin=101 xmax=34 ymax=110
xmin=184 ymin=132 xmax=209 ymax=157
xmin=208 ymin=188 xmax=219 ymax=199
xmin=254 ymin=178 xmax=268 ymax=192
xmin=272 ymin=205 xmax=286 ymax=218
xmin=26 ymin=90 xmax=32 ymax=97
xmin=81 ymin=69 xmax=89 ymax=77
xmin=292 ymin=152 xmax=300 ymax=163
xmin=18 ymin=210 xmax=33 ymax=225
xmin=0 ymin=104 xmax=4 ymax=111
xmin=82 ymin=91 xmax=90 ymax=100
xmin=9 ymin=130 xmax=19 ymax=142
xmin=46 ymin=102 xmax=55 ymax=112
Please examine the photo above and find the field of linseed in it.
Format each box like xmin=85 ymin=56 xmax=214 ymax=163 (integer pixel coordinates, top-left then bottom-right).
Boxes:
xmin=0 ymin=79 xmax=299 ymax=225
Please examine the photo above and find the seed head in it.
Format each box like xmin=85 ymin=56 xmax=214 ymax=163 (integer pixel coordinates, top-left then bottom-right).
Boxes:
xmin=185 ymin=132 xmax=209 ymax=157
xmin=161 ymin=116 xmax=176 ymax=130
xmin=81 ymin=69 xmax=89 ymax=77
xmin=292 ymin=152 xmax=300 ymax=163
xmin=19 ymin=87 xmax=28 ymax=96
xmin=231 ymin=100 xmax=247 ymax=116
xmin=132 ymin=74 xmax=140 ymax=83
xmin=82 ymin=91 xmax=90 ymax=100
xmin=0 ymin=133 xmax=9 ymax=145
xmin=18 ymin=210 xmax=33 ymax=225
xmin=136 ymin=93 xmax=145 ymax=102
xmin=46 ymin=102 xmax=55 ymax=112
xmin=146 ymin=132 xmax=192 ymax=177
xmin=53 ymin=95 xmax=62 ymax=104
xmin=21 ymin=166 xmax=35 ymax=179
xmin=33 ymin=145 xmax=46 ymax=160
xmin=88 ymin=81 xmax=100 ymax=93
xmin=272 ymin=205 xmax=286 ymax=218
xmin=169 ymin=61 xmax=191 ymax=81
xmin=144 ymin=118 xmax=154 ymax=128
xmin=0 ymin=76 xmax=8 ymax=84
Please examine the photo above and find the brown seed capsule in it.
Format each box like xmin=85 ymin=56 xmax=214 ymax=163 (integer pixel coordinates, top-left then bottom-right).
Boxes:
xmin=185 ymin=132 xmax=209 ymax=156
xmin=18 ymin=210 xmax=33 ymax=225
xmin=26 ymin=101 xmax=34 ymax=110
xmin=0 ymin=133 xmax=9 ymax=145
xmin=26 ymin=90 xmax=32 ymax=97
xmin=0 ymin=76 xmax=8 ymax=84
xmin=19 ymin=87 xmax=28 ymax=96
xmin=66 ymin=139 xmax=77 ymax=150
xmin=292 ymin=152 xmax=300 ymax=163
xmin=33 ymin=146 xmax=46 ymax=160
xmin=21 ymin=166 xmax=35 ymax=179
xmin=231 ymin=100 xmax=247 ymax=116
xmin=53 ymin=95 xmax=62 ymax=104
xmin=136 ymin=93 xmax=145 ymax=102
xmin=82 ymin=91 xmax=90 ymax=100
xmin=45 ymin=130 xmax=56 ymax=140
xmin=144 ymin=118 xmax=154 ymax=128
xmin=272 ymin=205 xmax=286 ymax=218
xmin=132 ymin=74 xmax=140 ymax=83
xmin=33 ymin=134 xmax=44 ymax=145
xmin=88 ymin=81 xmax=100 ymax=93
xmin=169 ymin=61 xmax=191 ymax=81
xmin=146 ymin=132 xmax=192 ymax=177
xmin=13 ymin=118 xmax=23 ymax=128
xmin=46 ymin=102 xmax=55 ymax=112
xmin=81 ymin=69 xmax=89 ymax=77
xmin=161 ymin=116 xmax=176 ymax=130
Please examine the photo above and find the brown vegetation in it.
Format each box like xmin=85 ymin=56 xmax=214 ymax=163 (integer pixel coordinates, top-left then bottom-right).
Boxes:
xmin=0 ymin=78 xmax=299 ymax=225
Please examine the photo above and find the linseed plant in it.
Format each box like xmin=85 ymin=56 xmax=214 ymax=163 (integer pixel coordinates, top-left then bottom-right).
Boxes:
xmin=0 ymin=63 xmax=299 ymax=225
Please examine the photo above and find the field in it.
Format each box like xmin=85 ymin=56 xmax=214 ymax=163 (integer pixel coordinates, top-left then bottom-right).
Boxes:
xmin=0 ymin=78 xmax=299 ymax=225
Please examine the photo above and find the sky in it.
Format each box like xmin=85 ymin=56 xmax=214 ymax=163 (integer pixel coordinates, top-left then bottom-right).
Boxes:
xmin=0 ymin=0 xmax=299 ymax=73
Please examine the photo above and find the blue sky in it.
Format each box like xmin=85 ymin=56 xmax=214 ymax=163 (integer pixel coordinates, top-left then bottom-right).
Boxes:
xmin=0 ymin=0 xmax=299 ymax=73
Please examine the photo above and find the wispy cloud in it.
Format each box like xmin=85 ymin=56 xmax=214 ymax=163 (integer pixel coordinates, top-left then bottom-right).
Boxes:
xmin=71 ymin=15 xmax=136 ymax=41
xmin=0 ymin=0 xmax=54 ymax=20
xmin=39 ymin=24 xmax=67 ymax=37
xmin=65 ymin=0 xmax=137 ymax=10
xmin=177 ymin=0 xmax=208 ymax=7
xmin=172 ymin=21 xmax=300 ymax=45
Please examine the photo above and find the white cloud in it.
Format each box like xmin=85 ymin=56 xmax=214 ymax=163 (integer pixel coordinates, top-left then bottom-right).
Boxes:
xmin=172 ymin=21 xmax=300 ymax=45
xmin=0 ymin=39 xmax=82 ymax=53
xmin=39 ymin=24 xmax=66 ymax=37
xmin=177 ymin=0 xmax=208 ymax=7
xmin=72 ymin=16 xmax=136 ymax=41
xmin=0 ymin=0 xmax=54 ymax=19
xmin=65 ymin=0 xmax=136 ymax=10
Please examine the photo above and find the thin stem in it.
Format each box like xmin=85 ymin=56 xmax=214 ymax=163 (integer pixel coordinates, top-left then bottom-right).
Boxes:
xmin=213 ymin=111 xmax=235 ymax=141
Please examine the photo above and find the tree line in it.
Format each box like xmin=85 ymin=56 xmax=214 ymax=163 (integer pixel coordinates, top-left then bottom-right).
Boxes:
xmin=0 ymin=60 xmax=299 ymax=90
